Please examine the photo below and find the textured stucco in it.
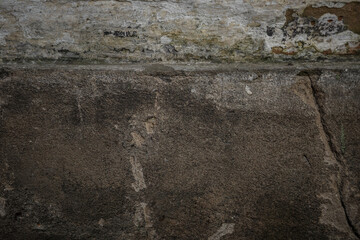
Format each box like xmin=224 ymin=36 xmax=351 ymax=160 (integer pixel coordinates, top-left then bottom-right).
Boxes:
xmin=0 ymin=0 xmax=360 ymax=63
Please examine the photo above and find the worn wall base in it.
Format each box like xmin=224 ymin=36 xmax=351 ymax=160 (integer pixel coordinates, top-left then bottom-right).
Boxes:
xmin=0 ymin=63 xmax=359 ymax=239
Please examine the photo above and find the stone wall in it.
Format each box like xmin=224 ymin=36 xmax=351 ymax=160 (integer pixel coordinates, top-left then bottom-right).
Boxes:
xmin=0 ymin=0 xmax=360 ymax=63
xmin=1 ymin=1 xmax=360 ymax=239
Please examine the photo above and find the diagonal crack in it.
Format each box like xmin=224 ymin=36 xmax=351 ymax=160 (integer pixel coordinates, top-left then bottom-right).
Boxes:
xmin=339 ymin=183 xmax=360 ymax=239
xmin=303 ymin=71 xmax=360 ymax=239
xmin=307 ymin=72 xmax=342 ymax=163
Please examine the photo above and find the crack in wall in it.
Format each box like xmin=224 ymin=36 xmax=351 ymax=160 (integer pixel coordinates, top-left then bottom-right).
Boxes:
xmin=302 ymin=71 xmax=360 ymax=239
xmin=339 ymin=184 xmax=360 ymax=239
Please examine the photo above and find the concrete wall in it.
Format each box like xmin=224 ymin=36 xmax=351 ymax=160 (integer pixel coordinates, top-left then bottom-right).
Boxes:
xmin=1 ymin=64 xmax=360 ymax=239
xmin=1 ymin=1 xmax=360 ymax=239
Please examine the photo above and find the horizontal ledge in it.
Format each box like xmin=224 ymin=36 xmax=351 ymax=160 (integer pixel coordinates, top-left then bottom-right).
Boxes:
xmin=1 ymin=62 xmax=360 ymax=72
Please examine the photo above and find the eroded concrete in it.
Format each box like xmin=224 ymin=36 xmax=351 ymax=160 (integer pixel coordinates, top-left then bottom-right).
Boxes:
xmin=0 ymin=64 xmax=359 ymax=239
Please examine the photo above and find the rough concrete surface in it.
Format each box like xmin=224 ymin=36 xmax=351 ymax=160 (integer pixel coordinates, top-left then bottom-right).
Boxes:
xmin=0 ymin=64 xmax=359 ymax=239
xmin=0 ymin=0 xmax=360 ymax=63
xmin=1 ymin=0 xmax=360 ymax=239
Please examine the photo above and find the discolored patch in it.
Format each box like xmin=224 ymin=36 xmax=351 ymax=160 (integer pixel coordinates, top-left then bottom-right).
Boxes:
xmin=272 ymin=46 xmax=297 ymax=55
xmin=282 ymin=12 xmax=346 ymax=39
xmin=130 ymin=156 xmax=147 ymax=192
xmin=208 ymin=223 xmax=235 ymax=240
xmin=0 ymin=69 xmax=10 ymax=79
xmin=284 ymin=9 xmax=296 ymax=26
xmin=302 ymin=2 xmax=360 ymax=34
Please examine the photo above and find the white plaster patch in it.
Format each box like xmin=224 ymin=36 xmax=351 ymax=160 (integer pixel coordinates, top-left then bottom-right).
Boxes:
xmin=208 ymin=223 xmax=235 ymax=240
xmin=312 ymin=30 xmax=360 ymax=52
xmin=160 ymin=36 xmax=172 ymax=44
xmin=245 ymin=85 xmax=253 ymax=95
xmin=313 ymin=2 xmax=345 ymax=8
xmin=130 ymin=156 xmax=146 ymax=192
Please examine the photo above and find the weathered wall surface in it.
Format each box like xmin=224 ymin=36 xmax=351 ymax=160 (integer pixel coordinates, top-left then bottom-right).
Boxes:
xmin=0 ymin=0 xmax=360 ymax=63
xmin=0 ymin=64 xmax=360 ymax=239
xmin=1 ymin=0 xmax=360 ymax=239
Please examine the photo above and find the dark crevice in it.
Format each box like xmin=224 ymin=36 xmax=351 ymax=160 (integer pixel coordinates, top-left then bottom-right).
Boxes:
xmin=306 ymin=71 xmax=343 ymax=162
xmin=303 ymin=154 xmax=312 ymax=168
xmin=339 ymin=184 xmax=360 ymax=239
xmin=0 ymin=68 xmax=10 ymax=79
xmin=300 ymin=70 xmax=360 ymax=239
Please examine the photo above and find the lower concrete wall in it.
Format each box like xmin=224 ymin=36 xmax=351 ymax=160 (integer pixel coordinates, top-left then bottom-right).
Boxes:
xmin=0 ymin=64 xmax=359 ymax=239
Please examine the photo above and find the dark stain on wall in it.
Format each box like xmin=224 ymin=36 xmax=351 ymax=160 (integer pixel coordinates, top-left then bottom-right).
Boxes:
xmin=282 ymin=10 xmax=346 ymax=40
xmin=104 ymin=30 xmax=138 ymax=38
xmin=284 ymin=2 xmax=360 ymax=38
xmin=302 ymin=2 xmax=360 ymax=34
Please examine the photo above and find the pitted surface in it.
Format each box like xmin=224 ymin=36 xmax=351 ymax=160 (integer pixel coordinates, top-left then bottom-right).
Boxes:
xmin=0 ymin=1 xmax=360 ymax=63
xmin=0 ymin=65 xmax=359 ymax=239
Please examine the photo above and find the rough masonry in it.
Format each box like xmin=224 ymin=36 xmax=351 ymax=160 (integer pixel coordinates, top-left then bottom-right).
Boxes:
xmin=0 ymin=0 xmax=360 ymax=63
xmin=0 ymin=0 xmax=360 ymax=239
